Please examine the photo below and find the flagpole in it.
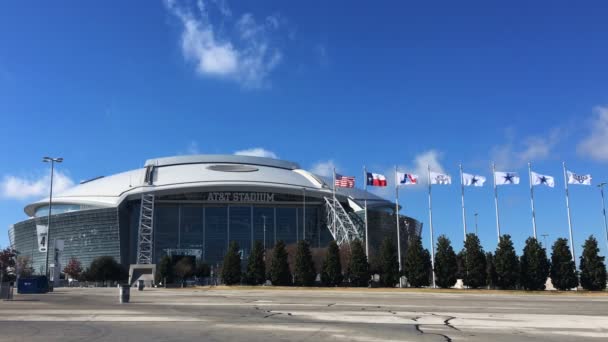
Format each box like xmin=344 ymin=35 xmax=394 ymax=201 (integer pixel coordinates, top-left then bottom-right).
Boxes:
xmin=333 ymin=167 xmax=337 ymax=238
xmin=395 ymin=166 xmax=402 ymax=287
xmin=562 ymin=162 xmax=577 ymax=270
xmin=459 ymin=163 xmax=467 ymax=241
xmin=493 ymin=162 xmax=501 ymax=243
xmin=364 ymin=166 xmax=369 ymax=257
xmin=528 ymin=162 xmax=538 ymax=239
xmin=427 ymin=164 xmax=436 ymax=288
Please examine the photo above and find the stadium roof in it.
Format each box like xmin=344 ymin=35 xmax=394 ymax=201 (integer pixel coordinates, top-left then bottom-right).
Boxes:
xmin=25 ymin=154 xmax=391 ymax=216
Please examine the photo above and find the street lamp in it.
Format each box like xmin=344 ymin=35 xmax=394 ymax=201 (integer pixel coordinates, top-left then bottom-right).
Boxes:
xmin=42 ymin=156 xmax=63 ymax=282
xmin=598 ymin=183 xmax=608 ymax=253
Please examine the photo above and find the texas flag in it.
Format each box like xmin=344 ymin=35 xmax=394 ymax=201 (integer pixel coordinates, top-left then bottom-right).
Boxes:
xmin=366 ymin=172 xmax=387 ymax=187
xmin=396 ymin=172 xmax=418 ymax=186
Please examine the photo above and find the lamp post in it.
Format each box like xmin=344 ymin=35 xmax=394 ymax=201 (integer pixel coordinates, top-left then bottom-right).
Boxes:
xmin=43 ymin=156 xmax=63 ymax=281
xmin=541 ymin=234 xmax=549 ymax=248
xmin=598 ymin=183 xmax=608 ymax=253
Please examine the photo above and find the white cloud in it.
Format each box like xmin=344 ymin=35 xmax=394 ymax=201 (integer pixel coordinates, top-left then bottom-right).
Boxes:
xmin=490 ymin=129 xmax=561 ymax=169
xmin=234 ymin=148 xmax=278 ymax=159
xmin=165 ymin=0 xmax=284 ymax=88
xmin=310 ymin=160 xmax=337 ymax=178
xmin=578 ymin=105 xmax=608 ymax=162
xmin=0 ymin=171 xmax=75 ymax=200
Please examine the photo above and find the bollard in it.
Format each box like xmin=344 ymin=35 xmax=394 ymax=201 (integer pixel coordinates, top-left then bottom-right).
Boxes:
xmin=138 ymin=280 xmax=144 ymax=291
xmin=119 ymin=284 xmax=130 ymax=303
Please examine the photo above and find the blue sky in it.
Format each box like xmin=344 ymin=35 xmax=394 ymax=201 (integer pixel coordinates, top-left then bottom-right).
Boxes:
xmin=1 ymin=0 xmax=608 ymax=259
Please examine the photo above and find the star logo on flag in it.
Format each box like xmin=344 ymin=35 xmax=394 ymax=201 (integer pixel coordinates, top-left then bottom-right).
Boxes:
xmin=540 ymin=176 xmax=548 ymax=184
xmin=504 ymin=173 xmax=514 ymax=183
xmin=471 ymin=177 xmax=479 ymax=185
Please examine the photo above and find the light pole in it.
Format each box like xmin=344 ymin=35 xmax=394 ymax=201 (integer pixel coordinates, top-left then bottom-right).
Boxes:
xmin=598 ymin=183 xmax=608 ymax=253
xmin=43 ymin=156 xmax=63 ymax=282
xmin=541 ymin=234 xmax=549 ymax=248
xmin=474 ymin=213 xmax=478 ymax=236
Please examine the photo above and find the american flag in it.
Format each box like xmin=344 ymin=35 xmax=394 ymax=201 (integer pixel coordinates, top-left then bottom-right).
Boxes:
xmin=335 ymin=174 xmax=355 ymax=188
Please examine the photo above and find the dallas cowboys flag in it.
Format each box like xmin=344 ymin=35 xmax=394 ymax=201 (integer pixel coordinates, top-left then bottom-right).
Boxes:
xmin=462 ymin=173 xmax=486 ymax=187
xmin=567 ymin=171 xmax=592 ymax=185
xmin=430 ymin=171 xmax=452 ymax=185
xmin=531 ymin=171 xmax=555 ymax=187
xmin=495 ymin=171 xmax=520 ymax=185
xmin=396 ymin=172 xmax=418 ymax=185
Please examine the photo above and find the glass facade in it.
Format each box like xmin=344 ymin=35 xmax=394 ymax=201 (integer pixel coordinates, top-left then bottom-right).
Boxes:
xmin=148 ymin=203 xmax=324 ymax=266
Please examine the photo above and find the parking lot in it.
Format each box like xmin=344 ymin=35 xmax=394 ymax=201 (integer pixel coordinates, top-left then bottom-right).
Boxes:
xmin=0 ymin=287 xmax=607 ymax=341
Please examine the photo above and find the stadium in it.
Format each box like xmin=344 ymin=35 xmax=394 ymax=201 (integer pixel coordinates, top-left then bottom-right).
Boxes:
xmin=9 ymin=155 xmax=422 ymax=278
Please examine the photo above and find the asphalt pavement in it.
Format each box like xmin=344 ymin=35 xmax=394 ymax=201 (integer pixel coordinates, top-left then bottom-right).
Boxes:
xmin=0 ymin=287 xmax=607 ymax=341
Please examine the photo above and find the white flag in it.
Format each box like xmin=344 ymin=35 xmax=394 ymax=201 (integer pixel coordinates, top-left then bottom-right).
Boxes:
xmin=396 ymin=172 xmax=419 ymax=185
xmin=531 ymin=171 xmax=555 ymax=187
xmin=462 ymin=173 xmax=486 ymax=187
xmin=430 ymin=171 xmax=451 ymax=185
xmin=495 ymin=171 xmax=520 ymax=185
xmin=567 ymin=171 xmax=592 ymax=185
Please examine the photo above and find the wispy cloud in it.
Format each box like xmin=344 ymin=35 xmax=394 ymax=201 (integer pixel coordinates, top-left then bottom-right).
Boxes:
xmin=165 ymin=0 xmax=284 ymax=88
xmin=234 ymin=147 xmax=278 ymax=159
xmin=577 ymin=105 xmax=608 ymax=162
xmin=490 ymin=129 xmax=562 ymax=169
xmin=310 ymin=160 xmax=338 ymax=177
xmin=0 ymin=171 xmax=75 ymax=200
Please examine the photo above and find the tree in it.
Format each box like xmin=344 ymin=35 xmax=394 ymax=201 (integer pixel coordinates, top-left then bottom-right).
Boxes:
xmin=378 ymin=237 xmax=400 ymax=287
xmin=347 ymin=239 xmax=370 ymax=287
xmin=194 ymin=261 xmax=210 ymax=279
xmin=579 ymin=235 xmax=607 ymax=291
xmin=520 ymin=237 xmax=550 ymax=291
xmin=174 ymin=257 xmax=194 ymax=286
xmin=270 ymin=240 xmax=291 ymax=286
xmin=550 ymin=238 xmax=579 ymax=291
xmin=461 ymin=233 xmax=486 ymax=289
xmin=88 ymin=256 xmax=124 ymax=285
xmin=0 ymin=247 xmax=17 ymax=282
xmin=321 ymin=240 xmax=343 ymax=286
xmin=63 ymin=258 xmax=82 ymax=280
xmin=245 ymin=240 xmax=266 ymax=285
xmin=434 ymin=235 xmax=458 ymax=288
xmin=294 ymin=240 xmax=316 ymax=286
xmin=15 ymin=255 xmax=33 ymax=278
xmin=157 ymin=255 xmax=173 ymax=285
xmin=494 ymin=234 xmax=520 ymax=289
xmin=222 ymin=241 xmax=242 ymax=285
xmin=404 ymin=235 xmax=430 ymax=288
xmin=485 ymin=252 xmax=497 ymax=289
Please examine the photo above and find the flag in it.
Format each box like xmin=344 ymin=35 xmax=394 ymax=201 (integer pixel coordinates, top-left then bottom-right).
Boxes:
xmin=462 ymin=173 xmax=486 ymax=187
xmin=567 ymin=171 xmax=592 ymax=185
xmin=396 ymin=172 xmax=418 ymax=185
xmin=531 ymin=171 xmax=555 ymax=188
xmin=335 ymin=174 xmax=355 ymax=188
xmin=366 ymin=172 xmax=387 ymax=187
xmin=495 ymin=171 xmax=520 ymax=185
xmin=430 ymin=171 xmax=452 ymax=185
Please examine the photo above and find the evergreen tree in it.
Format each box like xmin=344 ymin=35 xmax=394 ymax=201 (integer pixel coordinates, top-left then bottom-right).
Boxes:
xmin=245 ymin=240 xmax=266 ymax=285
xmin=456 ymin=250 xmax=465 ymax=280
xmin=347 ymin=239 xmax=370 ymax=287
xmin=434 ymin=235 xmax=458 ymax=288
xmin=294 ymin=240 xmax=316 ymax=286
xmin=174 ymin=257 xmax=194 ymax=286
xmin=270 ymin=240 xmax=291 ymax=286
xmin=404 ymin=235 xmax=430 ymax=287
xmin=157 ymin=255 xmax=173 ymax=285
xmin=579 ymin=235 xmax=607 ymax=291
xmin=462 ymin=233 xmax=486 ymax=289
xmin=321 ymin=240 xmax=343 ymax=286
xmin=221 ymin=241 xmax=242 ymax=285
xmin=194 ymin=261 xmax=210 ymax=278
xmin=550 ymin=238 xmax=579 ymax=291
xmin=520 ymin=237 xmax=550 ymax=290
xmin=422 ymin=248 xmax=433 ymax=286
xmin=88 ymin=256 xmax=125 ymax=285
xmin=378 ymin=237 xmax=400 ymax=287
xmin=485 ymin=252 xmax=497 ymax=289
xmin=494 ymin=234 xmax=520 ymax=289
